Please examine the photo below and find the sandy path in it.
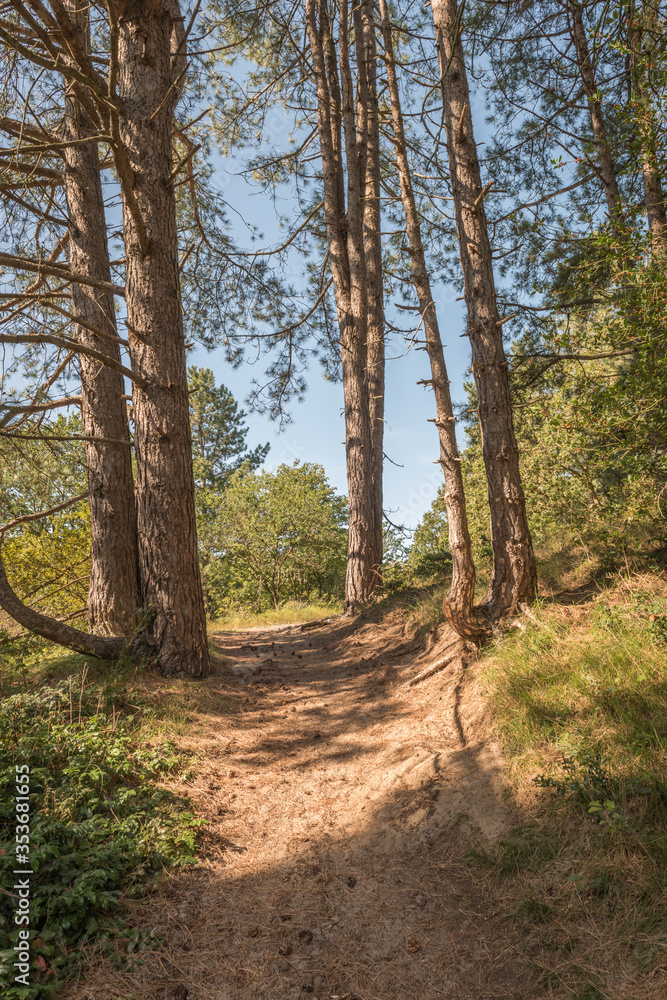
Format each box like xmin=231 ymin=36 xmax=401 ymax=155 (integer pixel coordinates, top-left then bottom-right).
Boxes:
xmin=74 ymin=609 xmax=528 ymax=1000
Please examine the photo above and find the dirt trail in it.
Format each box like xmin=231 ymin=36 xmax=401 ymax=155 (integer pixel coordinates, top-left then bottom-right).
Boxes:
xmin=75 ymin=609 xmax=530 ymax=1000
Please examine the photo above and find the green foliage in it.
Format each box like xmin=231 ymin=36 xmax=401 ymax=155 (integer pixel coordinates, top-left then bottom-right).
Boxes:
xmin=534 ymin=753 xmax=616 ymax=802
xmin=413 ymin=289 xmax=667 ymax=572
xmin=0 ymin=675 xmax=202 ymax=998
xmin=636 ymin=592 xmax=667 ymax=644
xmin=534 ymin=751 xmax=664 ymax=839
xmin=508 ymin=224 xmax=667 ymax=561
xmin=0 ymin=415 xmax=87 ymax=521
xmin=408 ymin=497 xmax=455 ymax=580
xmin=469 ymin=574 xmax=667 ymax=999
xmin=188 ymin=366 xmax=272 ymax=616
xmin=0 ymin=418 xmax=91 ymax=638
xmin=188 ymin=366 xmax=269 ymax=491
xmin=515 ymin=371 xmax=665 ymax=558
xmin=204 ymin=462 xmax=347 ymax=613
xmin=377 ymin=525 xmax=413 ymax=594
xmin=378 ymin=517 xmax=454 ymax=597
xmin=2 ymin=503 xmax=91 ymax=633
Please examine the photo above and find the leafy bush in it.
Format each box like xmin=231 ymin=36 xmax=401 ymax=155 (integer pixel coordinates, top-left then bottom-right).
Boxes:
xmin=0 ymin=682 xmax=203 ymax=998
xmin=534 ymin=752 xmax=616 ymax=802
xmin=201 ymin=462 xmax=348 ymax=612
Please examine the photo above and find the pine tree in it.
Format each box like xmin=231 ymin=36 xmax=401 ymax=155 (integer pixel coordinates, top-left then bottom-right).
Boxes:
xmin=188 ymin=367 xmax=269 ymax=491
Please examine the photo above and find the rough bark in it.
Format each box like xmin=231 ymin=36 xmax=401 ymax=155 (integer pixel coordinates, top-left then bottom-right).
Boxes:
xmin=431 ymin=0 xmax=537 ymax=625
xmin=640 ymin=145 xmax=667 ymax=239
xmin=380 ymin=0 xmax=484 ymax=638
xmin=63 ymin=1 xmax=140 ymax=636
xmin=306 ymin=0 xmax=379 ymax=610
xmin=628 ymin=7 xmax=667 ymax=240
xmin=117 ymin=0 xmax=210 ymax=676
xmin=568 ymin=2 xmax=623 ymax=232
xmin=355 ymin=0 xmax=385 ymax=586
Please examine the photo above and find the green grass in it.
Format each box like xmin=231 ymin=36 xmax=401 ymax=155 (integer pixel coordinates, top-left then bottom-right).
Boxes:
xmin=485 ymin=582 xmax=667 ymax=788
xmin=210 ymin=597 xmax=342 ymax=631
xmin=469 ymin=573 xmax=667 ymax=999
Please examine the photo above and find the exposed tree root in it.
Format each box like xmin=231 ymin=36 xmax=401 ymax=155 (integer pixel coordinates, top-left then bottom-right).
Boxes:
xmin=403 ymin=639 xmax=463 ymax=687
xmin=297 ymin=614 xmax=345 ymax=631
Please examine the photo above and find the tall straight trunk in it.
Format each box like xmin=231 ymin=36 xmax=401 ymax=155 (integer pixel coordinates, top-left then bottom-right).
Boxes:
xmin=380 ymin=0 xmax=484 ymax=637
xmin=431 ymin=0 xmax=537 ymax=622
xmin=63 ymin=1 xmax=140 ymax=635
xmin=568 ymin=2 xmax=623 ymax=232
xmin=338 ymin=0 xmax=375 ymax=609
xmin=117 ymin=0 xmax=210 ymax=676
xmin=628 ymin=5 xmax=667 ymax=240
xmin=639 ymin=140 xmax=667 ymax=239
xmin=355 ymin=0 xmax=384 ymax=585
xmin=306 ymin=0 xmax=378 ymax=610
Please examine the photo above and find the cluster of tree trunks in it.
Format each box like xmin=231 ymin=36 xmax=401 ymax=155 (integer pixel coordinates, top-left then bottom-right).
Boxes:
xmin=305 ymin=0 xmax=539 ymax=632
xmin=430 ymin=0 xmax=537 ymax=633
xmin=305 ymin=0 xmax=384 ymax=610
xmin=0 ymin=0 xmax=210 ymax=677
xmin=5 ymin=0 xmax=662 ymax=662
xmin=118 ymin=2 xmax=209 ymax=676
xmin=62 ymin=0 xmax=140 ymax=637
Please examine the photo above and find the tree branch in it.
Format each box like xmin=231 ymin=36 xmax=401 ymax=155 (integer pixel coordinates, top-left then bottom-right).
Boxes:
xmin=0 ymin=548 xmax=126 ymax=658
xmin=0 ymin=491 xmax=88 ymax=536
xmin=0 ymin=395 xmax=81 ymax=428
xmin=0 ymin=251 xmax=125 ymax=297
xmin=0 ymin=334 xmax=145 ymax=386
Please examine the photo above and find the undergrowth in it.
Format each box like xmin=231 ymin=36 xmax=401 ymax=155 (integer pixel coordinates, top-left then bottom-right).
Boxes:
xmin=0 ymin=656 xmax=205 ymax=999
xmin=487 ymin=578 xmax=667 ymax=788
xmin=472 ymin=572 xmax=667 ymax=999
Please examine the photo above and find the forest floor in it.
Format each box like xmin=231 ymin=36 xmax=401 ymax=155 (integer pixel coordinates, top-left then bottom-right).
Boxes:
xmin=64 ymin=572 xmax=667 ymax=1000
xmin=68 ymin=605 xmax=526 ymax=1000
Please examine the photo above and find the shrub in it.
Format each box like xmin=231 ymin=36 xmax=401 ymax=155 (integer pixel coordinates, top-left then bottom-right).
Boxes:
xmin=0 ymin=680 xmax=203 ymax=998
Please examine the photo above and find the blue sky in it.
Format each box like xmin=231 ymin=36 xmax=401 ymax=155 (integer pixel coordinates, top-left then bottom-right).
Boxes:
xmin=187 ymin=112 xmax=478 ymax=533
xmin=189 ymin=287 xmax=471 ymax=532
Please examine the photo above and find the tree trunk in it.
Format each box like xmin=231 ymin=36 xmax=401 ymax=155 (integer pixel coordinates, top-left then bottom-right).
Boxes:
xmin=338 ymin=0 xmax=376 ymax=610
xmin=63 ymin=1 xmax=140 ymax=636
xmin=306 ymin=0 xmax=378 ymax=611
xmin=355 ymin=0 xmax=385 ymax=587
xmin=117 ymin=0 xmax=210 ymax=677
xmin=380 ymin=0 xmax=485 ymax=637
xmin=0 ymin=548 xmax=125 ymax=658
xmin=640 ymin=145 xmax=667 ymax=240
xmin=568 ymin=2 xmax=624 ymax=232
xmin=628 ymin=7 xmax=667 ymax=241
xmin=431 ymin=0 xmax=537 ymax=623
